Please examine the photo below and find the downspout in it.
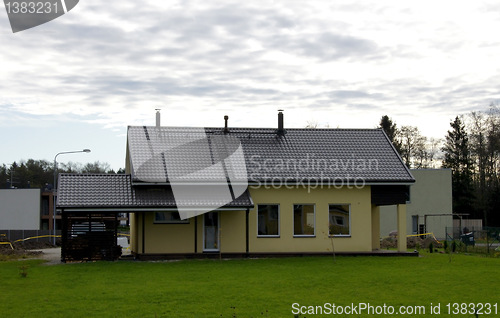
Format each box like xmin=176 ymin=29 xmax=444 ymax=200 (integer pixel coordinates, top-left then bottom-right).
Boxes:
xmin=142 ymin=213 xmax=145 ymax=255
xmin=194 ymin=216 xmax=198 ymax=253
xmin=114 ymin=213 xmax=118 ymax=260
xmin=246 ymin=208 xmax=249 ymax=256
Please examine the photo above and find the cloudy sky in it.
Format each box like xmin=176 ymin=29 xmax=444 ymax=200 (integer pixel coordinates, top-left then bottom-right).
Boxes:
xmin=1 ymin=0 xmax=500 ymax=170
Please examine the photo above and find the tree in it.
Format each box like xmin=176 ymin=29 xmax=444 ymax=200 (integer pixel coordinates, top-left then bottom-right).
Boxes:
xmin=398 ymin=125 xmax=426 ymax=168
xmin=441 ymin=116 xmax=475 ymax=216
xmin=0 ymin=159 xmax=122 ymax=189
xmin=81 ymin=161 xmax=111 ymax=174
xmin=424 ymin=137 xmax=443 ymax=168
xmin=466 ymin=106 xmax=500 ymax=225
xmin=379 ymin=115 xmax=402 ymax=154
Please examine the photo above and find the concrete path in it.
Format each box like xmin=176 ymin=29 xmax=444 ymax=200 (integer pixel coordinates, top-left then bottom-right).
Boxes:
xmin=32 ymin=247 xmax=62 ymax=265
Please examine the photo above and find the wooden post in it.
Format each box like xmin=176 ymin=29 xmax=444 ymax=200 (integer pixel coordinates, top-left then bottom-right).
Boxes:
xmin=371 ymin=205 xmax=380 ymax=250
xmin=397 ymin=204 xmax=407 ymax=252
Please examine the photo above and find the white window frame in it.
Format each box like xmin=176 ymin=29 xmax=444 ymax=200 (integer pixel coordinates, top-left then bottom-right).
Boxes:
xmin=328 ymin=204 xmax=351 ymax=237
xmin=293 ymin=204 xmax=316 ymax=237
xmin=257 ymin=204 xmax=280 ymax=237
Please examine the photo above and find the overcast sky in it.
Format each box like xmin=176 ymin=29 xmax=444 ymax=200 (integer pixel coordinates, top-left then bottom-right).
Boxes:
xmin=1 ymin=0 xmax=500 ymax=170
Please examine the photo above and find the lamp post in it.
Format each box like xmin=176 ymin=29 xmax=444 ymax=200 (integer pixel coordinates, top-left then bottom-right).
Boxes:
xmin=53 ymin=149 xmax=91 ymax=245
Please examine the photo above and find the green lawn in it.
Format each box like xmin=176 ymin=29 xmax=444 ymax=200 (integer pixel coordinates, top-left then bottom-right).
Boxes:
xmin=0 ymin=253 xmax=499 ymax=317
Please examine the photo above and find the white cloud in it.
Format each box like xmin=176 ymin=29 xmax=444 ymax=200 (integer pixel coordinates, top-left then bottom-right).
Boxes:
xmin=1 ymin=0 xmax=500 ymax=169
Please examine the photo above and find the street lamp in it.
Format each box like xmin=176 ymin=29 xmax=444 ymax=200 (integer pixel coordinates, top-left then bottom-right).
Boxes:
xmin=53 ymin=149 xmax=91 ymax=244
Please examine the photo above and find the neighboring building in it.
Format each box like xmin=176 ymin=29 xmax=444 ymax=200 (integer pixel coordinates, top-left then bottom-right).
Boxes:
xmin=0 ymin=188 xmax=41 ymax=230
xmin=57 ymin=112 xmax=416 ymax=261
xmin=0 ymin=188 xmax=61 ymax=232
xmin=379 ymin=169 xmax=453 ymax=240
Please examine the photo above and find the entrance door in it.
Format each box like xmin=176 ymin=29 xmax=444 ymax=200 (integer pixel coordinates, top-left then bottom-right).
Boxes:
xmin=203 ymin=212 xmax=219 ymax=251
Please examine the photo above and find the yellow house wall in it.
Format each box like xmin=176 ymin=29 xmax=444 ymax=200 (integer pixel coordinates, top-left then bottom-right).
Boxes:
xmin=143 ymin=213 xmax=195 ymax=254
xmin=131 ymin=211 xmax=247 ymax=254
xmin=248 ymin=185 xmax=373 ymax=253
xmin=219 ymin=210 xmax=246 ymax=253
xmin=131 ymin=185 xmax=374 ymax=255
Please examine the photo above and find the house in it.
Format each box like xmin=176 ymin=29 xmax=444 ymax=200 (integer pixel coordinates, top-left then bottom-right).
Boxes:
xmin=379 ymin=169 xmax=452 ymax=240
xmin=57 ymin=112 xmax=415 ymax=261
xmin=0 ymin=188 xmax=66 ymax=245
xmin=0 ymin=188 xmax=41 ymax=230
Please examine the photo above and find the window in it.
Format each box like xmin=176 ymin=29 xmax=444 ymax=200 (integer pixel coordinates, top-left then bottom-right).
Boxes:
xmin=41 ymin=197 xmax=49 ymax=215
xmin=154 ymin=212 xmax=189 ymax=224
xmin=329 ymin=204 xmax=350 ymax=236
xmin=257 ymin=204 xmax=279 ymax=236
xmin=293 ymin=204 xmax=315 ymax=236
xmin=412 ymin=215 xmax=418 ymax=234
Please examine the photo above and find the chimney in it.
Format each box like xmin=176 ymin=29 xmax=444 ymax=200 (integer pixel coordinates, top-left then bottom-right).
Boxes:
xmin=224 ymin=115 xmax=229 ymax=134
xmin=155 ymin=109 xmax=161 ymax=127
xmin=277 ymin=109 xmax=285 ymax=135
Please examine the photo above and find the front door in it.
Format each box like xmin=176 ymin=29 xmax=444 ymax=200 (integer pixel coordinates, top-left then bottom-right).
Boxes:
xmin=203 ymin=212 xmax=219 ymax=251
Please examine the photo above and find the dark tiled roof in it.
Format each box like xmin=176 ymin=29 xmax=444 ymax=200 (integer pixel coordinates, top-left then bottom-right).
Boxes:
xmin=57 ymin=174 xmax=133 ymax=207
xmin=57 ymin=174 xmax=253 ymax=209
xmin=127 ymin=126 xmax=414 ymax=184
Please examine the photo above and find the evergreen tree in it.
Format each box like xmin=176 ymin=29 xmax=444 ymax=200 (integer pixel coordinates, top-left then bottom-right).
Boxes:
xmin=441 ymin=116 xmax=476 ymax=216
xmin=379 ymin=115 xmax=402 ymax=154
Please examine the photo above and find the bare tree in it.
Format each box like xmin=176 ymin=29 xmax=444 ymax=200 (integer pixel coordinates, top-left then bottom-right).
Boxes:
xmin=465 ymin=105 xmax=500 ymax=225
xmin=398 ymin=126 xmax=427 ymax=168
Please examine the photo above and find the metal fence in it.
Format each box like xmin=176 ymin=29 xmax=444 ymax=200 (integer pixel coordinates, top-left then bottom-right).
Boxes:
xmin=445 ymin=226 xmax=500 ymax=254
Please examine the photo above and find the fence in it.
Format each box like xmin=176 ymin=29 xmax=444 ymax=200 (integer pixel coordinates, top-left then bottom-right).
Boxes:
xmin=445 ymin=226 xmax=500 ymax=253
xmin=453 ymin=219 xmax=483 ymax=230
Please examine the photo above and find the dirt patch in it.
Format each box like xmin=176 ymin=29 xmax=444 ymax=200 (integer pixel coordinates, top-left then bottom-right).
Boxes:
xmin=0 ymin=248 xmax=43 ymax=257
xmin=1 ymin=237 xmax=57 ymax=261
xmin=380 ymin=236 xmax=443 ymax=249
xmin=12 ymin=240 xmax=56 ymax=249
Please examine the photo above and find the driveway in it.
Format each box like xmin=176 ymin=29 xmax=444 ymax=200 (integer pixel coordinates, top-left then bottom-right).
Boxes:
xmin=32 ymin=248 xmax=62 ymax=265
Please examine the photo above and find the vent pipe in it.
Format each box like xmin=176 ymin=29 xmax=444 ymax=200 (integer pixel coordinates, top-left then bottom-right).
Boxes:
xmin=277 ymin=109 xmax=285 ymax=135
xmin=155 ymin=109 xmax=161 ymax=127
xmin=224 ymin=115 xmax=229 ymax=134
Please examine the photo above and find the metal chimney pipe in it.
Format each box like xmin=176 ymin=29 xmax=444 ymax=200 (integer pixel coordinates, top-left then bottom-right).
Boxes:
xmin=155 ymin=109 xmax=161 ymax=127
xmin=277 ymin=109 xmax=285 ymax=135
xmin=224 ymin=115 xmax=229 ymax=134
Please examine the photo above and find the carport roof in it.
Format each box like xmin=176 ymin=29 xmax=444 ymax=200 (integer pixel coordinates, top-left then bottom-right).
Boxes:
xmin=57 ymin=173 xmax=253 ymax=210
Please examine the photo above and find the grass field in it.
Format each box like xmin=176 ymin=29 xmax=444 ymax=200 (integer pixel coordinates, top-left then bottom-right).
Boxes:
xmin=0 ymin=252 xmax=499 ymax=317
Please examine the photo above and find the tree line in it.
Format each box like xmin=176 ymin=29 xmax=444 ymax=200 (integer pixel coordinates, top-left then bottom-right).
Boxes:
xmin=3 ymin=107 xmax=499 ymax=226
xmin=0 ymin=160 xmax=125 ymax=189
xmin=379 ymin=105 xmax=500 ymax=226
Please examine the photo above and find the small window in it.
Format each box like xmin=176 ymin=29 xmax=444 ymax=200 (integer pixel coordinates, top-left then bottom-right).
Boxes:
xmin=154 ymin=212 xmax=189 ymax=224
xmin=329 ymin=204 xmax=350 ymax=236
xmin=41 ymin=197 xmax=50 ymax=215
xmin=293 ymin=204 xmax=315 ymax=236
xmin=257 ymin=204 xmax=279 ymax=236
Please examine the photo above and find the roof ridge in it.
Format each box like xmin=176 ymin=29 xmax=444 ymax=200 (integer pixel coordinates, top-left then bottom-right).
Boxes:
xmin=129 ymin=125 xmax=381 ymax=131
